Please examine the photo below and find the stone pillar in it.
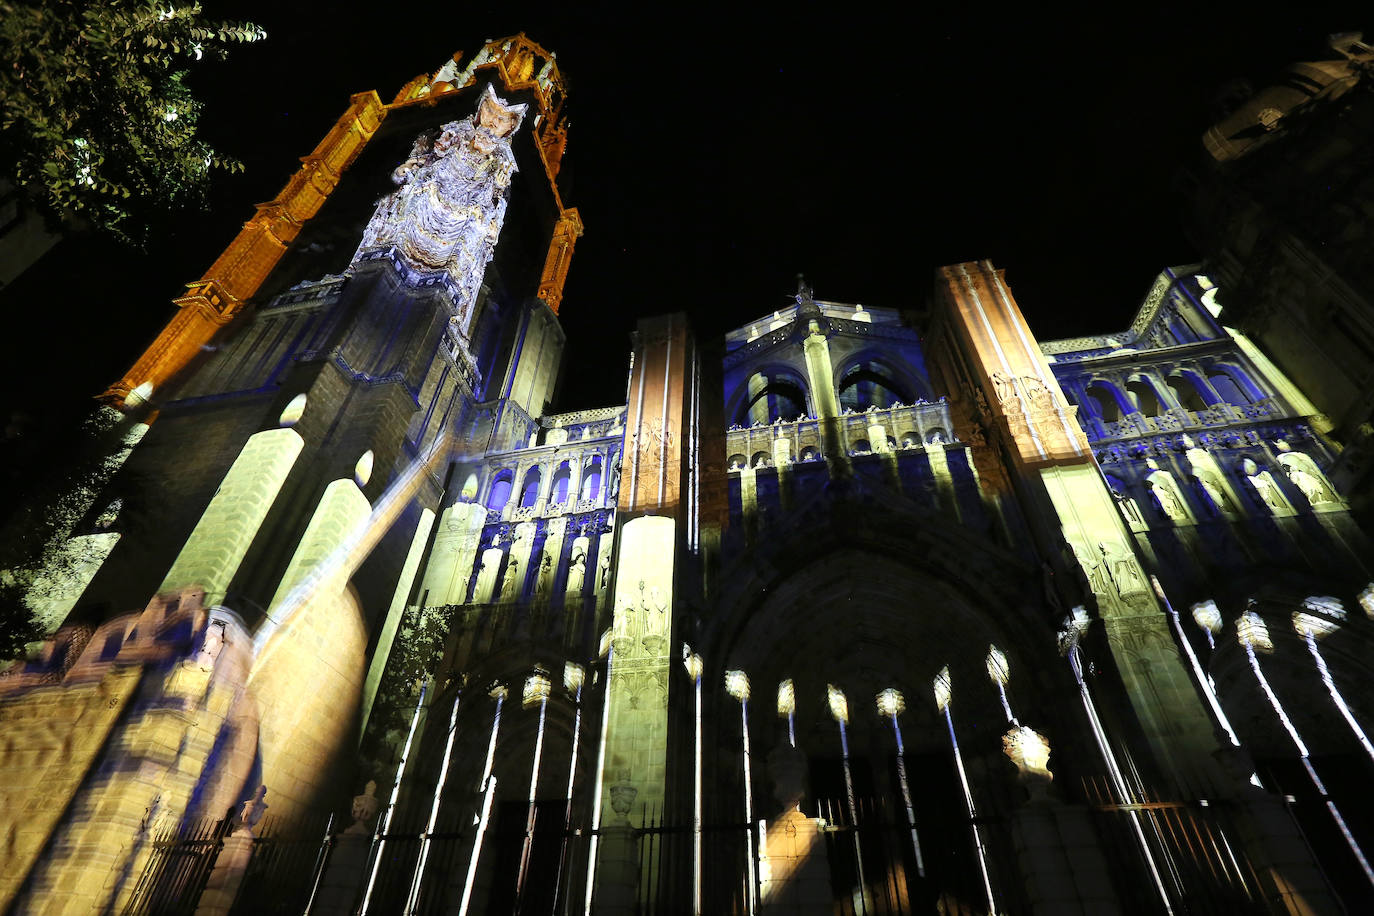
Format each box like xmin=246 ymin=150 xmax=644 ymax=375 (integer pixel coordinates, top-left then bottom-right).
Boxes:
xmin=194 ymin=832 xmax=254 ymax=916
xmin=759 ymin=743 xmax=829 ymax=914
xmin=309 ymin=783 xmax=379 ymax=916
xmin=772 ymin=435 xmax=792 ymax=512
xmin=801 ymin=321 xmax=850 ymax=479
xmin=594 ymin=313 xmax=695 ymax=910
xmin=759 ymin=809 xmax=832 ymax=914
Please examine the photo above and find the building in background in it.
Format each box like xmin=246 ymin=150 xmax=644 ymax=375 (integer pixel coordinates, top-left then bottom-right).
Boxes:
xmin=1 ymin=34 xmax=1372 ymax=915
xmin=1184 ymin=30 xmax=1374 ymax=522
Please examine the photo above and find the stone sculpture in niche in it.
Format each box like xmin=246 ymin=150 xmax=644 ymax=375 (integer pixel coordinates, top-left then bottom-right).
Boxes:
xmin=353 ymin=84 xmax=527 ymax=341
xmin=500 ymin=557 xmax=520 ymax=602
xmin=1287 ymin=465 xmax=1334 ymax=505
xmin=565 ymin=546 xmax=586 ymax=595
xmin=1147 ymin=474 xmax=1187 ymax=521
xmin=535 ymin=551 xmax=554 ymax=597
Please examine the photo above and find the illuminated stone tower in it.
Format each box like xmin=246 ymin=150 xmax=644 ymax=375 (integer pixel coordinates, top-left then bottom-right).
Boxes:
xmin=0 ymin=35 xmax=582 ymax=912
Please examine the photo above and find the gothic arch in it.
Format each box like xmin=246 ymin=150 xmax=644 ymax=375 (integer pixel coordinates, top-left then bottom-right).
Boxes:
xmin=1084 ymin=380 xmax=1129 ymax=422
xmin=727 ymin=362 xmax=813 ymax=426
xmin=834 ymin=352 xmax=922 ymax=412
xmin=1204 ymin=361 xmax=1264 ymax=406
xmin=1125 ymin=375 xmax=1166 ymax=417
xmin=1165 ymin=370 xmax=1212 ymax=411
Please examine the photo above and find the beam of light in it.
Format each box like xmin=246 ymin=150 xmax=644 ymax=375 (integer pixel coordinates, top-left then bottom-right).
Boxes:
xmin=876 ymin=689 xmax=925 ymax=878
xmin=985 ymin=644 xmax=1016 ymax=725
xmin=459 ymin=686 xmax=507 ymax=916
xmin=1064 ymin=644 xmax=1175 ymax=914
xmin=252 ymin=431 xmax=452 ymax=665
xmin=1150 ymin=581 xmax=1243 ymax=750
xmin=1360 ymin=584 xmax=1374 ymax=620
xmin=360 ymin=681 xmax=427 ymax=916
xmin=726 ymin=671 xmax=758 ymax=915
xmin=552 ymin=667 xmax=584 ymax=913
xmin=777 ymin=679 xmax=796 ymax=747
xmin=516 ymin=672 xmax=552 ymax=906
xmin=584 ymin=644 xmax=614 ymax=916
xmin=686 ymin=651 xmax=704 ymax=916
xmin=828 ymin=684 xmax=869 ymax=915
xmin=459 ymin=775 xmax=498 ymax=916
xmin=404 ymin=689 xmax=462 ymax=915
xmin=1237 ymin=612 xmax=1374 ymax=887
xmin=1297 ymin=615 xmax=1374 ymax=769
xmin=934 ymin=670 xmax=996 ymax=916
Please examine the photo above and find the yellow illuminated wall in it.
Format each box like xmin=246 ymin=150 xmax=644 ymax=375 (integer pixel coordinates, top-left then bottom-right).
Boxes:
xmin=160 ymin=426 xmax=305 ymax=605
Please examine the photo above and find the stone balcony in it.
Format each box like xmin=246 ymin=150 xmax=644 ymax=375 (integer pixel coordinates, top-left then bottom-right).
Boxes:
xmin=725 ymin=400 xmax=956 ymax=467
xmin=1086 ymin=398 xmax=1286 ymax=443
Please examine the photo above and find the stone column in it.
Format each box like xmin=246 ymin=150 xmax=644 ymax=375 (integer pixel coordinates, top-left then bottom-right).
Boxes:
xmin=801 ymin=322 xmax=850 ymax=480
xmin=593 ymin=314 xmax=695 ymax=911
xmin=759 ymin=744 xmax=830 ymax=914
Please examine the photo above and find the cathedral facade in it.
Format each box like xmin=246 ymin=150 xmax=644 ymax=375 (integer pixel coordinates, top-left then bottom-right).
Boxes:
xmin=1 ymin=36 xmax=1372 ymax=915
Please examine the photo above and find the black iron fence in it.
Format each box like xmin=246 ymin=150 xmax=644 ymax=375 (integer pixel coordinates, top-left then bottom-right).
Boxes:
xmin=120 ymin=815 xmax=329 ymax=916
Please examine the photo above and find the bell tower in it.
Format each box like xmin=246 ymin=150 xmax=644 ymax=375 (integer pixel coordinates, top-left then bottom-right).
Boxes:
xmin=0 ymin=35 xmax=586 ymax=913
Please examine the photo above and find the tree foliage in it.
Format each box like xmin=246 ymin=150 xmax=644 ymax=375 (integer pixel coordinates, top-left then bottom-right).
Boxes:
xmin=0 ymin=2 xmax=265 ymax=243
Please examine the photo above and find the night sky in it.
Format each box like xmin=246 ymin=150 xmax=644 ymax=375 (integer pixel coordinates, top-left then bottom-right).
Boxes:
xmin=1 ymin=6 xmax=1363 ymax=428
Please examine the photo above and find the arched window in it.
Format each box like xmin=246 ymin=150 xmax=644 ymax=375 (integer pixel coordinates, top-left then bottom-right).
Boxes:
xmin=486 ymin=470 xmax=513 ymax=511
xmin=549 ymin=461 xmax=572 ymax=505
xmin=1125 ymin=379 xmax=1163 ymax=417
xmin=1207 ymin=368 xmax=1255 ymax=406
xmin=1084 ymin=382 xmax=1123 ymax=422
xmin=1166 ymin=374 xmax=1210 ymax=412
xmin=735 ymin=368 xmax=812 ymax=426
xmin=837 ymin=361 xmax=911 ymax=412
xmin=580 ymin=457 xmax=603 ymax=501
xmin=519 ymin=468 xmax=541 ymax=508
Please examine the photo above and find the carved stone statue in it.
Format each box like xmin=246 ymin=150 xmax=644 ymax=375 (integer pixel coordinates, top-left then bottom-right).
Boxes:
xmin=565 ymin=547 xmax=586 ymax=595
xmin=1110 ymin=486 xmax=1144 ymax=527
xmin=1195 ymin=472 xmax=1234 ymax=516
xmin=344 ymin=781 xmax=380 ymax=836
xmin=534 ymin=550 xmax=554 ymax=597
xmin=639 ymin=581 xmax=668 ymax=651
xmin=500 ymin=557 xmax=520 ymax=602
xmin=1148 ymin=475 xmax=1187 ymax=521
xmin=233 ymin=786 xmax=268 ymax=836
xmin=1070 ymin=541 xmax=1109 ymax=597
xmin=353 ymin=85 xmax=527 ymax=337
xmin=1287 ymin=466 xmax=1334 ymax=505
xmin=598 ymin=553 xmax=612 ymax=591
xmin=1098 ymin=542 xmax=1146 ymax=597
xmin=1249 ymin=474 xmax=1286 ymax=511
